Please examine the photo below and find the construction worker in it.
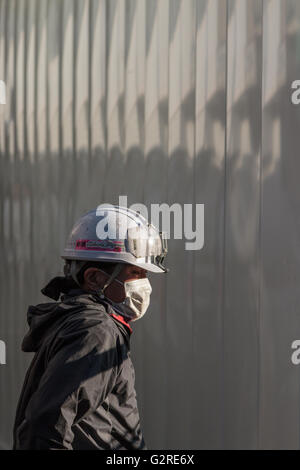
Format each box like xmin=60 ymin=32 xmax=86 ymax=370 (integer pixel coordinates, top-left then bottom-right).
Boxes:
xmin=13 ymin=205 xmax=168 ymax=450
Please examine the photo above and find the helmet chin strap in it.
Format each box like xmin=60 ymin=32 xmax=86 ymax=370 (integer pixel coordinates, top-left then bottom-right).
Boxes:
xmin=68 ymin=261 xmax=124 ymax=296
xmin=69 ymin=260 xmax=86 ymax=286
xmin=98 ymin=263 xmax=123 ymax=299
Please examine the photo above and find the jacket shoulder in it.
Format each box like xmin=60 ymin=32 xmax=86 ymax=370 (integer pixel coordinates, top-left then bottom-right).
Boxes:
xmin=58 ymin=298 xmax=120 ymax=338
xmin=44 ymin=300 xmax=122 ymax=365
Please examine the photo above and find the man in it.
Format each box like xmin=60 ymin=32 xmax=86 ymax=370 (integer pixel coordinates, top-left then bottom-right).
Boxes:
xmin=13 ymin=205 xmax=168 ymax=450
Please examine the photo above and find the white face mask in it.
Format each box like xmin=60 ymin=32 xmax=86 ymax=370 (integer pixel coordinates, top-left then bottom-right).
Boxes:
xmin=118 ymin=278 xmax=152 ymax=321
xmin=98 ymin=269 xmax=152 ymax=322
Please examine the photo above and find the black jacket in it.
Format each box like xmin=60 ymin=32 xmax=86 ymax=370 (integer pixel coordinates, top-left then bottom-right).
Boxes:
xmin=13 ymin=279 xmax=146 ymax=450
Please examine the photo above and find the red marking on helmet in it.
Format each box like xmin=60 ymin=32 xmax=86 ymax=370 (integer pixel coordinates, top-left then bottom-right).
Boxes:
xmin=75 ymin=239 xmax=123 ymax=252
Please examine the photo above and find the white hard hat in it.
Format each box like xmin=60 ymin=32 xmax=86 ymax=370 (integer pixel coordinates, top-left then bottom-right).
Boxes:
xmin=62 ymin=205 xmax=168 ymax=274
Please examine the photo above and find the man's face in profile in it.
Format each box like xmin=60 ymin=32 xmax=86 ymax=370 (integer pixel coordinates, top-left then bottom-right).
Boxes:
xmin=83 ymin=264 xmax=148 ymax=303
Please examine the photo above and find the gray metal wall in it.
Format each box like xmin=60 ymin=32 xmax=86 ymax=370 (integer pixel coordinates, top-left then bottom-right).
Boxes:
xmin=1 ymin=0 xmax=300 ymax=450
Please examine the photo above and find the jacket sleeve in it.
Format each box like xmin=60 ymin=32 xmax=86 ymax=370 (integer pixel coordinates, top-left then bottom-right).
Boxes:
xmin=16 ymin=325 xmax=120 ymax=450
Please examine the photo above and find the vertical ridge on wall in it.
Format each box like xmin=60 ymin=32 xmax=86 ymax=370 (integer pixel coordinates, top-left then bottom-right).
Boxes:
xmin=257 ymin=0 xmax=263 ymax=450
xmin=61 ymin=0 xmax=74 ymax=249
xmin=141 ymin=0 xmax=170 ymax=449
xmin=105 ymin=0 xmax=125 ymax=203
xmin=5 ymin=0 xmax=17 ymax=450
xmin=165 ymin=0 xmax=196 ymax=449
xmin=224 ymin=0 xmax=262 ymax=449
xmin=89 ymin=0 xmax=107 ymax=206
xmin=0 ymin=0 xmax=7 ymax=447
xmin=193 ymin=0 xmax=227 ymax=449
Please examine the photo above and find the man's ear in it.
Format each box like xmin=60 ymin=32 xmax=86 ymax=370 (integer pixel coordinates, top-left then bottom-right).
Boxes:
xmin=83 ymin=267 xmax=105 ymax=290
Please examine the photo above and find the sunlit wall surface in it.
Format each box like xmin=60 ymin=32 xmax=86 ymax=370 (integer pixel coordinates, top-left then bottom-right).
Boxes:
xmin=1 ymin=0 xmax=300 ymax=450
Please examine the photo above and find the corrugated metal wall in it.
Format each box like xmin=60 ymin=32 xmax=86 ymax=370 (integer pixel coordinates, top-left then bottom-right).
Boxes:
xmin=1 ymin=0 xmax=300 ymax=450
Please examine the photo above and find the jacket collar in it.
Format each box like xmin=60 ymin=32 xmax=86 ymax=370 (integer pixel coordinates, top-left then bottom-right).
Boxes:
xmin=61 ymin=288 xmax=133 ymax=335
xmin=42 ymin=277 xmax=133 ymax=335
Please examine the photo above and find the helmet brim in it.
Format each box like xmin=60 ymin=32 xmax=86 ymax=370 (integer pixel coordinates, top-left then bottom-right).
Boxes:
xmin=62 ymin=254 xmax=167 ymax=273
